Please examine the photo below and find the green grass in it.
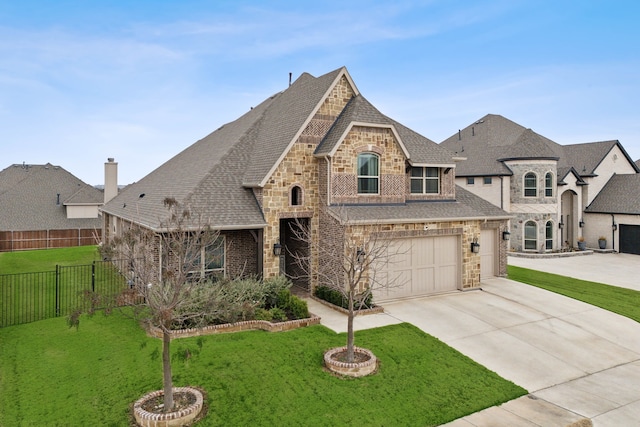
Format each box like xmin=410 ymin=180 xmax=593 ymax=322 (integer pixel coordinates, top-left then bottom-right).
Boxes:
xmin=0 ymin=246 xmax=102 ymax=274
xmin=508 ymin=265 xmax=640 ymax=323
xmin=0 ymin=312 xmax=526 ymax=426
xmin=0 ymin=246 xmax=127 ymax=327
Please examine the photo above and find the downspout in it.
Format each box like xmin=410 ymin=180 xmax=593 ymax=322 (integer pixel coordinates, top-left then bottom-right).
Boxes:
xmin=499 ymin=176 xmax=504 ymax=209
xmin=611 ymin=214 xmax=616 ymax=252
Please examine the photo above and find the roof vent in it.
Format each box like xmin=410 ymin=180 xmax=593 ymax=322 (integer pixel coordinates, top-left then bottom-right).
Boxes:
xmin=56 ymin=193 xmax=60 ymax=206
xmin=289 ymin=72 xmax=292 ymax=87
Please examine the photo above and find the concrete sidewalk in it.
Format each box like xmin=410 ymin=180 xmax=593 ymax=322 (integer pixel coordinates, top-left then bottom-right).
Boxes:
xmin=306 ymin=266 xmax=640 ymax=426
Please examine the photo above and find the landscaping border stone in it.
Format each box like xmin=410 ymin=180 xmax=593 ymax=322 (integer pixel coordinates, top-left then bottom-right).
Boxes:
xmin=148 ymin=315 xmax=321 ymax=339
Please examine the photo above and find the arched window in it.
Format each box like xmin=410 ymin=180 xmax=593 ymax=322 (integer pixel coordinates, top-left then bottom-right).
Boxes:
xmin=291 ymin=185 xmax=303 ymax=206
xmin=545 ymin=221 xmax=553 ymax=250
xmin=357 ymin=153 xmax=379 ymax=194
xmin=524 ymin=221 xmax=537 ymax=250
xmin=545 ymin=172 xmax=554 ymax=197
xmin=524 ymin=172 xmax=537 ymax=197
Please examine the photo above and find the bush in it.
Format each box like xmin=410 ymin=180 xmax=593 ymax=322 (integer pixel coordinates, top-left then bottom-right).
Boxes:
xmin=263 ymin=276 xmax=292 ymax=308
xmin=288 ymin=297 xmax=309 ymax=319
xmin=269 ymin=307 xmax=287 ymax=322
xmin=314 ymin=285 xmax=373 ymax=310
xmin=254 ymin=308 xmax=273 ymax=321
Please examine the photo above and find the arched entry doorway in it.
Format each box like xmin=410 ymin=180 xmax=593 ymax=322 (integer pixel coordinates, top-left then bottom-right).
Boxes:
xmin=560 ymin=189 xmax=578 ymax=249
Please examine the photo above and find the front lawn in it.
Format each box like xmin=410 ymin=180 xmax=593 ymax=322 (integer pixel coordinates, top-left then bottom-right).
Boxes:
xmin=0 ymin=312 xmax=526 ymax=426
xmin=508 ymin=265 xmax=640 ymax=323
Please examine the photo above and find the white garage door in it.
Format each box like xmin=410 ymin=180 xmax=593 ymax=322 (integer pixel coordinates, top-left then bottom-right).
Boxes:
xmin=480 ymin=229 xmax=496 ymax=279
xmin=373 ymin=235 xmax=460 ymax=302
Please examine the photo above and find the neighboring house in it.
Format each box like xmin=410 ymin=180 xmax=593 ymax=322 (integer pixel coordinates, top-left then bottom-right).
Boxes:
xmin=440 ymin=114 xmax=639 ymax=253
xmin=584 ymin=174 xmax=640 ymax=255
xmin=101 ymin=67 xmax=511 ymax=301
xmin=0 ymin=160 xmax=118 ymax=251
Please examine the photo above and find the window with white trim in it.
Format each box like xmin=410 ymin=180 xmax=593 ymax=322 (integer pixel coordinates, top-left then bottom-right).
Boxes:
xmin=545 ymin=221 xmax=553 ymax=250
xmin=483 ymin=176 xmax=492 ymax=185
xmin=357 ymin=153 xmax=379 ymax=194
xmin=545 ymin=172 xmax=553 ymax=197
xmin=524 ymin=221 xmax=537 ymax=250
xmin=410 ymin=167 xmax=440 ymax=194
xmin=524 ymin=172 xmax=537 ymax=197
xmin=188 ymin=236 xmax=225 ymax=280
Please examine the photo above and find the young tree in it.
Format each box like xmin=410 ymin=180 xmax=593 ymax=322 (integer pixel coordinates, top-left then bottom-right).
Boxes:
xmin=288 ymin=214 xmax=407 ymax=363
xmin=73 ymin=197 xmax=226 ymax=412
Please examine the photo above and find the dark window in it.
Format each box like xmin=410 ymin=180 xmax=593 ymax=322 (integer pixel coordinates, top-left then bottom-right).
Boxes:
xmin=524 ymin=221 xmax=537 ymax=250
xmin=545 ymin=173 xmax=553 ymax=197
xmin=545 ymin=221 xmax=553 ymax=250
xmin=467 ymin=177 xmax=475 ymax=185
xmin=410 ymin=167 xmax=440 ymax=194
xmin=291 ymin=186 xmax=302 ymax=206
xmin=524 ymin=173 xmax=537 ymax=197
xmin=357 ymin=153 xmax=379 ymax=194
xmin=483 ymin=177 xmax=492 ymax=185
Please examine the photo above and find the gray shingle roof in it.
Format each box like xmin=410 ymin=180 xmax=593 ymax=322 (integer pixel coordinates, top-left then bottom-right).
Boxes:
xmin=563 ymin=140 xmax=640 ymax=176
xmin=328 ymin=186 xmax=510 ymax=224
xmin=316 ymin=95 xmax=457 ymax=165
xmin=440 ymin=114 xmax=637 ymax=177
xmin=0 ymin=163 xmax=103 ymax=231
xmin=585 ymin=174 xmax=640 ymax=214
xmin=102 ymin=68 xmax=348 ymax=230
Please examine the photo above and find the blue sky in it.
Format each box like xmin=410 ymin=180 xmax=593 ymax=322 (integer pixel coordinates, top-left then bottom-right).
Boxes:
xmin=1 ymin=1 xmax=639 ymax=185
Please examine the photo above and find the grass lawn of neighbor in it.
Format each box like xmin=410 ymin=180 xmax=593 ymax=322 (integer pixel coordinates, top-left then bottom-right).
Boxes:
xmin=508 ymin=265 xmax=640 ymax=323
xmin=0 ymin=311 xmax=526 ymax=426
xmin=0 ymin=246 xmax=102 ymax=274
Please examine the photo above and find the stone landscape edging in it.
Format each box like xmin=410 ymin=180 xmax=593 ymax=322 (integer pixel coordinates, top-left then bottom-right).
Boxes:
xmin=147 ymin=315 xmax=321 ymax=339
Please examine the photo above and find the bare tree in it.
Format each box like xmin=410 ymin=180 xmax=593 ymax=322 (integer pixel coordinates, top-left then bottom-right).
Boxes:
xmin=73 ymin=197 xmax=226 ymax=412
xmin=288 ymin=210 xmax=407 ymax=363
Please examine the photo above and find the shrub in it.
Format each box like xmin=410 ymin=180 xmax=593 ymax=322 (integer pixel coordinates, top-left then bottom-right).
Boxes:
xmin=263 ymin=276 xmax=292 ymax=308
xmin=269 ymin=307 xmax=287 ymax=322
xmin=314 ymin=285 xmax=373 ymax=310
xmin=254 ymin=308 xmax=273 ymax=321
xmin=288 ymin=297 xmax=309 ymax=319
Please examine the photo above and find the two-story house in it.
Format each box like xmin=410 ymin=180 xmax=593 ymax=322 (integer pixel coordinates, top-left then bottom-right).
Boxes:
xmin=101 ymin=67 xmax=511 ymax=302
xmin=440 ymin=114 xmax=639 ymax=253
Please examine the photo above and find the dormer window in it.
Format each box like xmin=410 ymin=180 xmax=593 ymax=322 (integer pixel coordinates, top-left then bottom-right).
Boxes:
xmin=357 ymin=153 xmax=379 ymax=194
xmin=524 ymin=172 xmax=537 ymax=197
xmin=410 ymin=167 xmax=439 ymax=194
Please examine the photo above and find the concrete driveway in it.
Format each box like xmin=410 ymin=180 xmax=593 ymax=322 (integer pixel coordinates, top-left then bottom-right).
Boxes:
xmin=307 ymin=254 xmax=640 ymax=426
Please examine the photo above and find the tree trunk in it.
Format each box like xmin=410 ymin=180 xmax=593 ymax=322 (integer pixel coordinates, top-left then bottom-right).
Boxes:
xmin=346 ymin=291 xmax=355 ymax=363
xmin=162 ymin=329 xmax=174 ymax=411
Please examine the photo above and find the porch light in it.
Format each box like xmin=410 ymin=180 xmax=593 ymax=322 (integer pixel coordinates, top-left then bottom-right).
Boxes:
xmin=273 ymin=243 xmax=282 ymax=256
xmin=558 ymin=220 xmax=564 ymax=229
xmin=579 ymin=219 xmax=585 ymax=228
xmin=356 ymin=248 xmax=366 ymax=264
xmin=612 ymin=223 xmax=618 ymax=231
xmin=502 ymin=231 xmax=511 ymax=241
xmin=470 ymin=238 xmax=480 ymax=253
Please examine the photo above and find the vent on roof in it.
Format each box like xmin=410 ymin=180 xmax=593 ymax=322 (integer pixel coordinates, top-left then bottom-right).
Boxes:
xmin=289 ymin=72 xmax=292 ymax=87
xmin=56 ymin=193 xmax=60 ymax=206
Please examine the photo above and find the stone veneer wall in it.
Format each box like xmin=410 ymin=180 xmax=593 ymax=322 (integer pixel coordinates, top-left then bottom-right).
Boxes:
xmin=507 ymin=161 xmax=560 ymax=252
xmin=331 ymin=126 xmax=406 ymax=204
xmin=261 ymin=74 xmax=355 ymax=279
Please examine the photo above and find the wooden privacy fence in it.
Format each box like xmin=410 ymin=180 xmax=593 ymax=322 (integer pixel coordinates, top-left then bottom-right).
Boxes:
xmin=0 ymin=228 xmax=101 ymax=252
xmin=0 ymin=260 xmax=129 ymax=327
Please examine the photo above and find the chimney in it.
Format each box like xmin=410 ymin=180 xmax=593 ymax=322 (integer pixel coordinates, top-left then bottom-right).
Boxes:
xmin=104 ymin=158 xmax=118 ymax=204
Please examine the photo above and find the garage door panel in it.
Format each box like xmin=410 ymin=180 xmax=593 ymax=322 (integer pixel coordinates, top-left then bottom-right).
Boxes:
xmin=373 ymin=235 xmax=460 ymax=302
xmin=620 ymin=225 xmax=640 ymax=255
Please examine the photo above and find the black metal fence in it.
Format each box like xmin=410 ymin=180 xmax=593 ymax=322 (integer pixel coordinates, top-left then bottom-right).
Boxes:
xmin=0 ymin=260 xmax=129 ymax=327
